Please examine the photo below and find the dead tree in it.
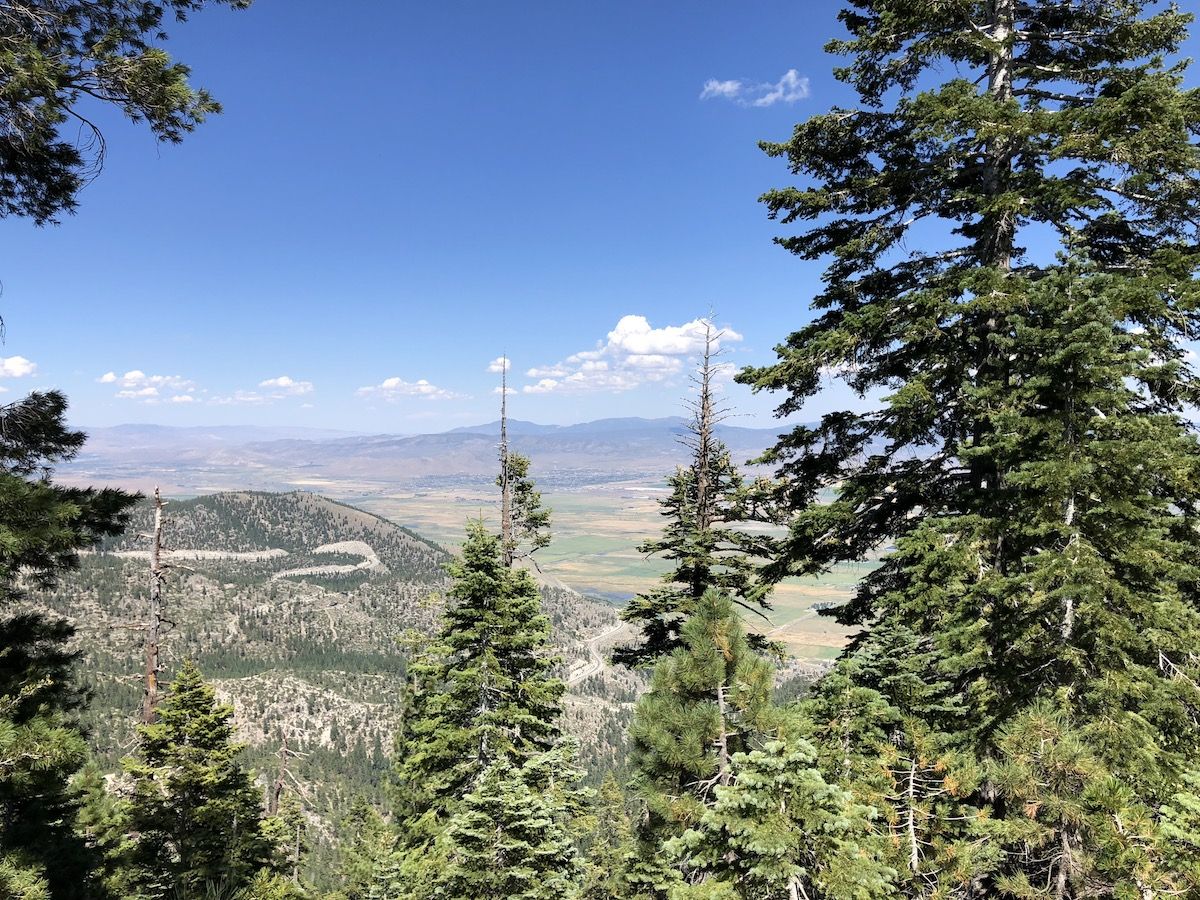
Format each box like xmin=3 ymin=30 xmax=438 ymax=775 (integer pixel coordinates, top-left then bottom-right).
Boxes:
xmin=142 ymin=487 xmax=166 ymax=725
xmin=498 ymin=356 xmax=514 ymax=567
xmin=686 ymin=320 xmax=731 ymax=536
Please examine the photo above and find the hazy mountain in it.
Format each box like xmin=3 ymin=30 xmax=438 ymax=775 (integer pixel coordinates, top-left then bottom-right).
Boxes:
xmin=61 ymin=417 xmax=792 ymax=493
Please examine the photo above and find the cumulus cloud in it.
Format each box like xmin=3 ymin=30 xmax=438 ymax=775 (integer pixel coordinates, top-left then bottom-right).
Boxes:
xmin=487 ymin=356 xmax=511 ymax=374
xmin=258 ymin=375 xmax=313 ymax=395
xmin=100 ymin=369 xmax=197 ymax=404
xmin=700 ymin=69 xmax=810 ymax=107
xmin=357 ymin=377 xmax=462 ymax=401
xmin=519 ymin=316 xmax=741 ymax=395
xmin=0 ymin=356 xmax=37 ymax=378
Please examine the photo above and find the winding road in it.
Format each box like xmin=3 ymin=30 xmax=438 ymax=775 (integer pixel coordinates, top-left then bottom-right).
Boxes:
xmin=567 ymin=621 xmax=630 ymax=687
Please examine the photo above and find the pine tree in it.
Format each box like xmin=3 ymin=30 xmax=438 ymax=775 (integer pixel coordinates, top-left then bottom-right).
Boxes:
xmin=0 ymin=0 xmax=251 ymax=225
xmin=0 ymin=391 xmax=137 ymax=898
xmin=123 ymin=659 xmax=275 ymax=899
xmin=0 ymin=391 xmax=135 ymax=590
xmin=392 ymin=522 xmax=566 ymax=844
xmin=496 ymin=357 xmax=552 ymax=568
xmin=626 ymin=590 xmax=779 ymax=896
xmin=739 ymin=2 xmax=1200 ymax=895
xmin=498 ymin=451 xmax=553 ymax=565
xmin=667 ymin=737 xmax=892 ymax=900
xmin=331 ymin=798 xmax=396 ymax=900
xmin=71 ymin=762 xmax=133 ymax=899
xmin=437 ymin=754 xmax=581 ymax=900
xmin=617 ymin=324 xmax=776 ymax=667
xmin=582 ymin=773 xmax=637 ymax=900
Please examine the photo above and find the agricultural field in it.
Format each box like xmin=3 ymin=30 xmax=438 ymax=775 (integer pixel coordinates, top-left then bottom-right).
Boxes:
xmin=353 ymin=478 xmax=865 ymax=662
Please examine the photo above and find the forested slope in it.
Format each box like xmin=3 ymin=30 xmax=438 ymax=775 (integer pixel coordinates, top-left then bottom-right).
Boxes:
xmin=32 ymin=491 xmax=639 ymax=881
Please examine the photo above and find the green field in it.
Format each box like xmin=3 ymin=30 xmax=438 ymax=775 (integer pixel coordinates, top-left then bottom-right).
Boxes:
xmin=353 ymin=479 xmax=867 ymax=661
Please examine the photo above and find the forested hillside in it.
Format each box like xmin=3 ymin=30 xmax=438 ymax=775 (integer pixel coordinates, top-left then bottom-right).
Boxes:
xmin=2 ymin=0 xmax=1200 ymax=898
xmin=33 ymin=491 xmax=639 ymax=884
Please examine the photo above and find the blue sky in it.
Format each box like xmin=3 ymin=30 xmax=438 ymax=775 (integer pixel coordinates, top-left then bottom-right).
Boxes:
xmin=0 ymin=0 xmax=858 ymax=431
xmin=1 ymin=2 xmax=1195 ymax=433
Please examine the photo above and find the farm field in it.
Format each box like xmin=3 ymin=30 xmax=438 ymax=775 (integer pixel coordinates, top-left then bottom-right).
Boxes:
xmin=353 ymin=478 xmax=867 ymax=661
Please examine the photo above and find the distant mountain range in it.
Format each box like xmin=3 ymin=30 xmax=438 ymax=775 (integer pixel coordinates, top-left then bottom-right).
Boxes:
xmin=62 ymin=417 xmax=794 ymax=494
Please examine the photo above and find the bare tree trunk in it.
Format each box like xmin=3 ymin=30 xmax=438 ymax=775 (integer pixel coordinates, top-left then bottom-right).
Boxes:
xmin=499 ymin=357 xmax=514 ymax=568
xmin=906 ymin=758 xmax=920 ymax=874
xmin=694 ymin=323 xmax=716 ymax=536
xmin=972 ymin=0 xmax=1018 ymax=498
xmin=1055 ymin=828 xmax=1072 ymax=900
xmin=982 ymin=0 xmax=1016 ymax=271
xmin=687 ymin=321 xmax=726 ymax=600
xmin=715 ymin=682 xmax=732 ymax=787
xmin=271 ymin=736 xmax=290 ymax=815
xmin=141 ymin=487 xmax=165 ymax=725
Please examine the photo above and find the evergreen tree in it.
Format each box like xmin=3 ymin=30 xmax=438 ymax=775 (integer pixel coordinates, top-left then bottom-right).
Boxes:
xmin=497 ymin=451 xmax=552 ymax=565
xmin=329 ymin=798 xmax=395 ymax=900
xmin=124 ymin=659 xmax=275 ymax=899
xmin=437 ymin=753 xmax=581 ymax=900
xmin=667 ymin=737 xmax=893 ymax=900
xmin=392 ymin=522 xmax=566 ymax=844
xmin=617 ymin=324 xmax=776 ymax=667
xmin=0 ymin=0 xmax=251 ymax=224
xmin=0 ymin=391 xmax=135 ymax=590
xmin=740 ymin=2 xmax=1200 ymax=895
xmin=0 ymin=391 xmax=136 ymax=898
xmin=582 ymin=773 xmax=637 ymax=900
xmin=496 ymin=357 xmax=552 ymax=568
xmin=626 ymin=590 xmax=779 ymax=896
xmin=71 ymin=762 xmax=133 ymax=899
xmin=262 ymin=792 xmax=309 ymax=887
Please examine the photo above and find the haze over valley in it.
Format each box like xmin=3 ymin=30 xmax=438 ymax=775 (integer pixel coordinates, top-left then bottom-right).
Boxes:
xmin=59 ymin=415 xmax=857 ymax=659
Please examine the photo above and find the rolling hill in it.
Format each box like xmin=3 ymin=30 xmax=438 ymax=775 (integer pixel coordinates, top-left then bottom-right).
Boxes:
xmin=34 ymin=491 xmax=641 ymax=882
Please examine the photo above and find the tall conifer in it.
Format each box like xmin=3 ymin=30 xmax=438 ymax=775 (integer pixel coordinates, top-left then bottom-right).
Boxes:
xmin=740 ymin=2 xmax=1200 ymax=895
xmin=617 ymin=325 xmax=775 ymax=667
xmin=626 ymin=590 xmax=779 ymax=896
xmin=392 ymin=523 xmax=566 ymax=843
xmin=0 ymin=392 xmax=136 ymax=898
xmin=123 ymin=660 xmax=275 ymax=898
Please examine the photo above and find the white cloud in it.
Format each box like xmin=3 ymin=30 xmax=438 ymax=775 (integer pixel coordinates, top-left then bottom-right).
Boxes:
xmin=526 ymin=364 xmax=570 ymax=379
xmin=518 ymin=315 xmax=742 ymax=395
xmin=101 ymin=369 xmax=196 ymax=404
xmin=523 ymin=378 xmax=560 ymax=395
xmin=211 ymin=375 xmax=315 ymax=405
xmin=699 ymin=78 xmax=743 ymax=100
xmin=752 ymin=69 xmax=810 ymax=107
xmin=357 ymin=377 xmax=462 ymax=401
xmin=210 ymin=391 xmax=272 ymax=406
xmin=487 ymin=356 xmax=511 ymax=374
xmin=258 ymin=375 xmax=313 ymax=395
xmin=0 ymin=356 xmax=36 ymax=378
xmin=116 ymin=386 xmax=161 ymax=399
xmin=700 ymin=68 xmax=810 ymax=107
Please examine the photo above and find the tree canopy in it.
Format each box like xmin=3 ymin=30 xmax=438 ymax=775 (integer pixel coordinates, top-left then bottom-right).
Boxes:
xmin=0 ymin=0 xmax=250 ymax=224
